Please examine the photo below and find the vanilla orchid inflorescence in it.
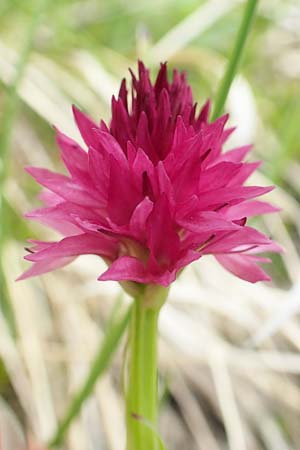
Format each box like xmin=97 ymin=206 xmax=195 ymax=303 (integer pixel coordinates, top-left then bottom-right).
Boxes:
xmin=20 ymin=62 xmax=280 ymax=286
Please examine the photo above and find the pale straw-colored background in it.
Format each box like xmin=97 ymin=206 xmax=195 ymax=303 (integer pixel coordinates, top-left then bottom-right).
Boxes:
xmin=0 ymin=1 xmax=300 ymax=449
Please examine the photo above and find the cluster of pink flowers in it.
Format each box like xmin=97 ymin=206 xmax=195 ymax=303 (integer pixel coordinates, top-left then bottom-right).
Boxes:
xmin=19 ymin=62 xmax=280 ymax=286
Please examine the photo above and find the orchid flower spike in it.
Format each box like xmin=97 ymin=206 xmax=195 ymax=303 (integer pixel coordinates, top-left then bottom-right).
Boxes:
xmin=19 ymin=61 xmax=281 ymax=288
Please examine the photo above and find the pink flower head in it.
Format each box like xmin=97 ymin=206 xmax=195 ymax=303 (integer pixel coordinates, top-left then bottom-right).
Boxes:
xmin=19 ymin=62 xmax=280 ymax=287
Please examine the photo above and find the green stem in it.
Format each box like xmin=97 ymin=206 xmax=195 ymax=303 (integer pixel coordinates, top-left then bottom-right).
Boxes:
xmin=126 ymin=291 xmax=166 ymax=450
xmin=48 ymin=305 xmax=131 ymax=448
xmin=211 ymin=0 xmax=259 ymax=121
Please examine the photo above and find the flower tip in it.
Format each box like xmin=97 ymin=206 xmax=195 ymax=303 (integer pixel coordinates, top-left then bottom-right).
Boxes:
xmin=266 ymin=185 xmax=276 ymax=194
xmin=221 ymin=112 xmax=230 ymax=124
xmin=16 ymin=272 xmax=27 ymax=282
xmin=72 ymin=103 xmax=83 ymax=122
xmin=214 ymin=112 xmax=230 ymax=127
xmin=53 ymin=125 xmax=65 ymax=141
xmin=72 ymin=103 xmax=79 ymax=114
xmin=97 ymin=273 xmax=106 ymax=281
xmin=137 ymin=59 xmax=146 ymax=70
xmin=24 ymin=165 xmax=36 ymax=176
xmin=261 ymin=274 xmax=272 ymax=283
xmin=97 ymin=271 xmax=115 ymax=282
xmin=202 ymin=98 xmax=211 ymax=114
xmin=72 ymin=104 xmax=83 ymax=122
xmin=272 ymin=242 xmax=285 ymax=253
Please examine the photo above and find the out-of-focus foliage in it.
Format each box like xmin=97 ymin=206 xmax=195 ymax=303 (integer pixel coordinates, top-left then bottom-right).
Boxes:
xmin=1 ymin=1 xmax=300 ymax=449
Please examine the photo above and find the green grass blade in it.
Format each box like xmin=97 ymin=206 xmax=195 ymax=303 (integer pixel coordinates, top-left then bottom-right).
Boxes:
xmin=48 ymin=303 xmax=131 ymax=448
xmin=211 ymin=0 xmax=259 ymax=121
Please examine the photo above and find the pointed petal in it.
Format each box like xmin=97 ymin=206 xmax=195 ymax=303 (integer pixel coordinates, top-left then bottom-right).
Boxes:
xmin=178 ymin=211 xmax=239 ymax=234
xmin=94 ymin=129 xmax=127 ymax=165
xmin=154 ymin=62 xmax=169 ymax=99
xmin=173 ymin=249 xmax=202 ymax=272
xmin=216 ymin=253 xmax=271 ymax=283
xmin=26 ymin=206 xmax=81 ymax=236
xmin=26 ymin=167 xmax=101 ymax=208
xmin=98 ymin=256 xmax=176 ymax=287
xmin=132 ymin=148 xmax=154 ymax=183
xmin=129 ymin=197 xmax=154 ymax=239
xmin=72 ymin=105 xmax=99 ymax=148
xmin=152 ymin=88 xmax=172 ymax=159
xmin=27 ymin=202 xmax=105 ymax=236
xmin=157 ymin=161 xmax=175 ymax=208
xmin=199 ymin=162 xmax=242 ymax=192
xmin=170 ymin=115 xmax=189 ymax=154
xmin=118 ymin=78 xmax=128 ymax=111
xmin=88 ymin=147 xmax=109 ymax=200
xmin=228 ymin=161 xmax=261 ymax=186
xmin=25 ymin=233 xmax=117 ymax=262
xmin=198 ymin=185 xmax=274 ymax=210
xmin=17 ymin=256 xmax=75 ymax=281
xmin=246 ymin=241 xmax=283 ymax=254
xmin=136 ymin=112 xmax=157 ymax=162
xmin=110 ymin=96 xmax=133 ymax=150
xmin=55 ymin=128 xmax=89 ymax=181
xmin=203 ymin=227 xmax=273 ymax=254
xmin=98 ymin=256 xmax=147 ymax=283
xmin=38 ymin=190 xmax=63 ymax=207
xmin=147 ymin=194 xmax=180 ymax=267
xmin=219 ymin=145 xmax=252 ymax=163
xmin=195 ymin=99 xmax=211 ymax=128
xmin=108 ymin=155 xmax=142 ymax=225
xmin=224 ymin=201 xmax=280 ymax=220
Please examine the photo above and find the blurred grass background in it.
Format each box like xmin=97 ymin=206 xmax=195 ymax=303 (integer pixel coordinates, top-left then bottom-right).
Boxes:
xmin=0 ymin=0 xmax=300 ymax=449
